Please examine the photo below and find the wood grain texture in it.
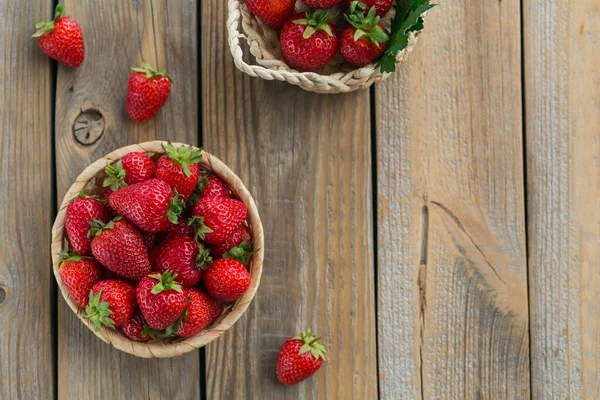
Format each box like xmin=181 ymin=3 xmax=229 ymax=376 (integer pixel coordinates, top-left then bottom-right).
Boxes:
xmin=375 ymin=1 xmax=529 ymax=398
xmin=202 ymin=1 xmax=377 ymax=398
xmin=54 ymin=0 xmax=200 ymax=398
xmin=524 ymin=1 xmax=600 ymax=398
xmin=0 ymin=1 xmax=54 ymax=399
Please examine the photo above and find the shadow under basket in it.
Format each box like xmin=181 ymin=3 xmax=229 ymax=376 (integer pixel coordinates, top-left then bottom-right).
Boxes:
xmin=227 ymin=0 xmax=426 ymax=94
xmin=51 ymin=141 xmax=264 ymax=358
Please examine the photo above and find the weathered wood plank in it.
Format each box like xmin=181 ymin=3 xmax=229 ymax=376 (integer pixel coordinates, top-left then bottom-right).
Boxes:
xmin=201 ymin=1 xmax=377 ymax=398
xmin=375 ymin=0 xmax=529 ymax=398
xmin=524 ymin=1 xmax=600 ymax=398
xmin=55 ymin=1 xmax=200 ymax=398
xmin=0 ymin=1 xmax=54 ymax=399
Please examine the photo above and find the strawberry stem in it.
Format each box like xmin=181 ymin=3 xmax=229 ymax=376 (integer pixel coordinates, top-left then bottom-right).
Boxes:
xmin=32 ymin=4 xmax=65 ymax=38
xmin=293 ymin=9 xmax=337 ymax=39
xmin=222 ymin=238 xmax=255 ymax=265
xmin=149 ymin=270 xmax=183 ymax=295
xmin=293 ymin=329 xmax=328 ymax=361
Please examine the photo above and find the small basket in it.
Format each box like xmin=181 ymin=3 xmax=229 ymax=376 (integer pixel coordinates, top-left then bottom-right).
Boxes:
xmin=51 ymin=141 xmax=264 ymax=358
xmin=227 ymin=0 xmax=424 ymax=94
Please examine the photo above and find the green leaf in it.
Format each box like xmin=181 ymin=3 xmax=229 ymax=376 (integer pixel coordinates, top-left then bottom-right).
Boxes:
xmin=104 ymin=160 xmax=127 ymax=191
xmin=85 ymin=289 xmax=116 ymax=332
xmin=150 ymin=271 xmax=182 ymax=294
xmin=54 ymin=4 xmax=65 ymax=20
xmin=187 ymin=216 xmax=213 ymax=242
xmin=222 ymin=239 xmax=255 ymax=265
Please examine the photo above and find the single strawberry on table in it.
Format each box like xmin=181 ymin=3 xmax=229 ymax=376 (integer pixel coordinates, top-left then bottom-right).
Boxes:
xmin=88 ymin=217 xmax=152 ymax=280
xmin=126 ymin=60 xmax=172 ymax=122
xmin=343 ymin=0 xmax=392 ymax=17
xmin=149 ymin=235 xmax=212 ymax=287
xmin=136 ymin=271 xmax=187 ymax=330
xmin=122 ymin=311 xmax=151 ymax=342
xmin=58 ymin=252 xmax=102 ymax=308
xmin=340 ymin=3 xmax=389 ymax=67
xmin=109 ymin=178 xmax=185 ymax=232
xmin=104 ymin=152 xmax=155 ymax=190
xmin=65 ymin=193 xmax=112 ymax=255
xmin=203 ymin=258 xmax=251 ymax=302
xmin=177 ymin=288 xmax=223 ymax=337
xmin=32 ymin=4 xmax=84 ymax=67
xmin=246 ymin=0 xmax=295 ymax=29
xmin=276 ymin=329 xmax=327 ymax=385
xmin=155 ymin=142 xmax=202 ymax=202
xmin=280 ymin=11 xmax=339 ymax=72
xmin=189 ymin=196 xmax=248 ymax=244
xmin=86 ymin=280 xmax=137 ymax=331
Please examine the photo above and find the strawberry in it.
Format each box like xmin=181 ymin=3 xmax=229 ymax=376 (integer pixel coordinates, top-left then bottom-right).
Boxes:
xmin=149 ymin=235 xmax=212 ymax=287
xmin=343 ymin=0 xmax=392 ymax=17
xmin=122 ymin=311 xmax=151 ymax=342
xmin=340 ymin=3 xmax=389 ymax=67
xmin=109 ymin=178 xmax=185 ymax=232
xmin=104 ymin=152 xmax=154 ymax=190
xmin=189 ymin=197 xmax=248 ymax=244
xmin=246 ymin=0 xmax=295 ymax=29
xmin=177 ymin=288 xmax=223 ymax=337
xmin=156 ymin=215 xmax=195 ymax=242
xmin=141 ymin=231 xmax=156 ymax=250
xmin=136 ymin=271 xmax=187 ymax=330
xmin=210 ymin=226 xmax=252 ymax=259
xmin=200 ymin=174 xmax=230 ymax=199
xmin=303 ymin=0 xmax=343 ymax=9
xmin=155 ymin=142 xmax=202 ymax=202
xmin=280 ymin=11 xmax=339 ymax=72
xmin=203 ymin=258 xmax=250 ymax=302
xmin=65 ymin=193 xmax=111 ymax=255
xmin=126 ymin=60 xmax=172 ymax=122
xmin=88 ymin=217 xmax=152 ymax=280
xmin=33 ymin=5 xmax=84 ymax=67
xmin=58 ymin=252 xmax=102 ymax=308
xmin=86 ymin=280 xmax=137 ymax=331
xmin=276 ymin=329 xmax=327 ymax=385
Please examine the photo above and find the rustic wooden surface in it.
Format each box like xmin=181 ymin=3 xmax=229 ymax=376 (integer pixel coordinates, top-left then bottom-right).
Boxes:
xmin=0 ymin=0 xmax=598 ymax=398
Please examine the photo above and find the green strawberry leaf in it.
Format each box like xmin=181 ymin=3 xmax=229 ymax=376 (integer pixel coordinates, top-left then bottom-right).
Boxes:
xmin=131 ymin=59 xmax=173 ymax=81
xmin=294 ymin=328 xmax=327 ymax=361
xmin=85 ymin=289 xmax=115 ymax=332
xmin=195 ymin=245 xmax=213 ymax=270
xmin=58 ymin=252 xmax=92 ymax=266
xmin=161 ymin=141 xmax=202 ymax=178
xmin=222 ymin=238 xmax=255 ymax=265
xmin=150 ymin=270 xmax=183 ymax=294
xmin=167 ymin=190 xmax=186 ymax=224
xmin=187 ymin=216 xmax=213 ymax=242
xmin=104 ymin=160 xmax=127 ymax=191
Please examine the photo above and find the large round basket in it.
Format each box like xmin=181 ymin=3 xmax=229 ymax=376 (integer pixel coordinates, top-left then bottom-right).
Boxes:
xmin=227 ymin=0 xmax=426 ymax=94
xmin=51 ymin=141 xmax=264 ymax=358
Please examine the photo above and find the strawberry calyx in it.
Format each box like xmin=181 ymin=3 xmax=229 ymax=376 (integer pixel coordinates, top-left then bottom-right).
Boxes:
xmin=196 ymin=245 xmax=213 ymax=270
xmin=87 ymin=216 xmax=121 ymax=238
xmin=187 ymin=216 xmax=214 ymax=242
xmin=141 ymin=324 xmax=164 ymax=340
xmin=223 ymin=238 xmax=255 ymax=265
xmin=103 ymin=160 xmax=127 ymax=191
xmin=32 ymin=4 xmax=65 ymax=38
xmin=293 ymin=10 xmax=337 ymax=39
xmin=85 ymin=289 xmax=115 ymax=332
xmin=149 ymin=270 xmax=183 ymax=295
xmin=58 ymin=251 xmax=92 ymax=266
xmin=167 ymin=189 xmax=186 ymax=224
xmin=131 ymin=59 xmax=173 ymax=82
xmin=161 ymin=142 xmax=203 ymax=178
xmin=163 ymin=298 xmax=190 ymax=336
xmin=345 ymin=2 xmax=389 ymax=47
xmin=187 ymin=173 xmax=210 ymax=207
xmin=293 ymin=328 xmax=327 ymax=361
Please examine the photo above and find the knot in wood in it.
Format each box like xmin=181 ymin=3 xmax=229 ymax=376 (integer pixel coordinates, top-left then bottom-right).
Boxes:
xmin=73 ymin=109 xmax=105 ymax=145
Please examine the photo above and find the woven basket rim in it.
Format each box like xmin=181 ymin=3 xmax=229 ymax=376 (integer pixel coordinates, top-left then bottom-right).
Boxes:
xmin=51 ymin=140 xmax=264 ymax=358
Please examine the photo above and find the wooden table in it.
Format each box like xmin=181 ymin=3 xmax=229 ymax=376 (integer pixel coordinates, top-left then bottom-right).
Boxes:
xmin=1 ymin=0 xmax=598 ymax=399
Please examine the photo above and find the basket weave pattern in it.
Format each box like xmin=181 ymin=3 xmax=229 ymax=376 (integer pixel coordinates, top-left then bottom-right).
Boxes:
xmin=51 ymin=141 xmax=264 ymax=358
xmin=227 ymin=0 xmax=424 ymax=93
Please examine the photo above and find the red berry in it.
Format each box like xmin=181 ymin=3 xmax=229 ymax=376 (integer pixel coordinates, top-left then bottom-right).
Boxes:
xmin=177 ymin=288 xmax=223 ymax=337
xmin=86 ymin=280 xmax=137 ymax=331
xmin=339 ymin=5 xmax=389 ymax=67
xmin=209 ymin=226 xmax=252 ymax=259
xmin=33 ymin=5 xmax=84 ymax=67
xmin=141 ymin=231 xmax=156 ymax=250
xmin=204 ymin=258 xmax=250 ymax=302
xmin=126 ymin=60 xmax=172 ymax=122
xmin=303 ymin=0 xmax=343 ymax=8
xmin=136 ymin=272 xmax=187 ymax=330
xmin=65 ymin=193 xmax=111 ymax=255
xmin=343 ymin=0 xmax=393 ymax=17
xmin=246 ymin=0 xmax=295 ymax=29
xmin=122 ymin=311 xmax=151 ymax=342
xmin=149 ymin=235 xmax=212 ymax=287
xmin=190 ymin=197 xmax=248 ymax=244
xmin=200 ymin=174 xmax=230 ymax=199
xmin=59 ymin=253 xmax=102 ymax=308
xmin=104 ymin=152 xmax=154 ymax=190
xmin=155 ymin=143 xmax=202 ymax=203
xmin=276 ymin=329 xmax=327 ymax=385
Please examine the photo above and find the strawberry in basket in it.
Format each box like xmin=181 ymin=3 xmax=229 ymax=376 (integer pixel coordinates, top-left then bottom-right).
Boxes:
xmin=343 ymin=0 xmax=392 ymax=17
xmin=340 ymin=3 xmax=389 ymax=67
xmin=245 ymin=0 xmax=295 ymax=29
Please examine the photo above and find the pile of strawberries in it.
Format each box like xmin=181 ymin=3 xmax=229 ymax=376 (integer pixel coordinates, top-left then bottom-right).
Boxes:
xmin=246 ymin=0 xmax=391 ymax=71
xmin=60 ymin=143 xmax=254 ymax=342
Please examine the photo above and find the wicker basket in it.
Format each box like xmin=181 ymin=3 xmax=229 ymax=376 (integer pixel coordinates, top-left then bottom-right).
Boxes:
xmin=227 ymin=0 xmax=424 ymax=94
xmin=51 ymin=141 xmax=264 ymax=358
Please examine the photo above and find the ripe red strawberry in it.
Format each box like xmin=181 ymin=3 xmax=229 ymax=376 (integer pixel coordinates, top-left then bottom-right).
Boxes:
xmin=122 ymin=311 xmax=151 ymax=342
xmin=88 ymin=218 xmax=152 ymax=280
xmin=109 ymin=178 xmax=185 ymax=232
xmin=156 ymin=215 xmax=195 ymax=242
xmin=86 ymin=280 xmax=136 ymax=331
xmin=203 ymin=258 xmax=250 ymax=302
xmin=343 ymin=0 xmax=392 ymax=17
xmin=126 ymin=60 xmax=172 ymax=122
xmin=177 ymin=288 xmax=223 ymax=337
xmin=303 ymin=0 xmax=343 ymax=9
xmin=59 ymin=252 xmax=102 ymax=308
xmin=276 ymin=329 xmax=327 ymax=385
xmin=137 ymin=271 xmax=187 ymax=330
xmin=155 ymin=143 xmax=202 ymax=202
xmin=210 ymin=226 xmax=252 ymax=259
xmin=149 ymin=235 xmax=212 ymax=287
xmin=189 ymin=197 xmax=248 ymax=244
xmin=65 ymin=193 xmax=111 ymax=255
xmin=104 ymin=152 xmax=154 ymax=190
xmin=340 ymin=4 xmax=389 ymax=66
xmin=200 ymin=174 xmax=230 ymax=199
xmin=280 ymin=11 xmax=338 ymax=72
xmin=33 ymin=5 xmax=84 ymax=67
xmin=246 ymin=0 xmax=295 ymax=29
xmin=141 ymin=231 xmax=156 ymax=250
